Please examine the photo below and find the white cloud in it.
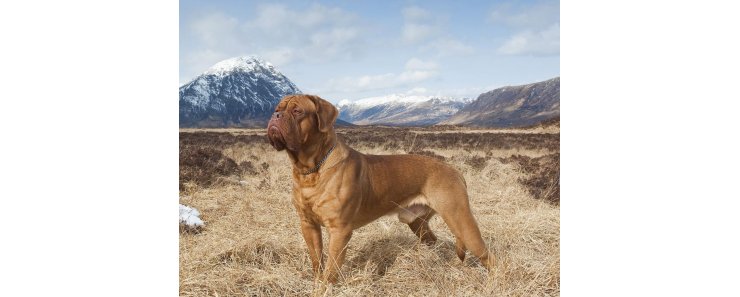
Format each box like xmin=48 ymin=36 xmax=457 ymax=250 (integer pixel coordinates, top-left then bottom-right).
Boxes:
xmin=498 ymin=23 xmax=559 ymax=55
xmin=249 ymin=4 xmax=290 ymax=29
xmin=489 ymin=1 xmax=560 ymax=56
xmin=180 ymin=13 xmax=244 ymax=83
xmin=324 ymin=71 xmax=434 ymax=93
xmin=260 ymin=47 xmax=295 ymax=66
xmin=399 ymin=70 xmax=436 ymax=82
xmin=400 ymin=6 xmax=473 ymax=57
xmin=180 ymin=48 xmax=231 ymax=84
xmin=401 ymin=6 xmax=439 ymax=44
xmin=489 ymin=1 xmax=559 ymax=30
xmin=323 ymin=58 xmax=438 ymax=93
xmin=245 ymin=4 xmax=364 ymax=63
xmin=248 ymin=4 xmax=353 ymax=34
xmin=405 ymin=58 xmax=438 ymax=70
xmin=309 ymin=27 xmax=360 ymax=59
xmin=403 ymin=6 xmax=432 ymax=21
xmin=181 ymin=3 xmax=364 ymax=82
xmin=402 ymin=85 xmax=499 ymax=99
xmin=424 ymin=38 xmax=474 ymax=57
xmin=405 ymin=87 xmax=428 ymax=95
xmin=190 ymin=13 xmax=239 ymax=48
xmin=402 ymin=23 xmax=438 ymax=44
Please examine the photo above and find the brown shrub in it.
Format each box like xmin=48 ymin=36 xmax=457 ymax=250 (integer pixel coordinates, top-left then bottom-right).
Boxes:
xmin=520 ymin=116 xmax=560 ymax=129
xmin=238 ymin=161 xmax=258 ymax=175
xmin=179 ymin=131 xmax=268 ymax=150
xmin=337 ymin=128 xmax=559 ymax=151
xmin=179 ymin=147 xmax=240 ymax=189
xmin=408 ymin=150 xmax=446 ymax=161
xmin=465 ymin=155 xmax=488 ymax=171
xmin=503 ymin=153 xmax=560 ymax=205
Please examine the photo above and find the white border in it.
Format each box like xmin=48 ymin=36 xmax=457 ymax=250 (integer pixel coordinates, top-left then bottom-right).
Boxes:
xmin=1 ymin=0 xmax=178 ymax=295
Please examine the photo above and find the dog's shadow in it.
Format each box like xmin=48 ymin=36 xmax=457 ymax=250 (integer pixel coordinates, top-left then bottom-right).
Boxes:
xmin=345 ymin=235 xmax=458 ymax=280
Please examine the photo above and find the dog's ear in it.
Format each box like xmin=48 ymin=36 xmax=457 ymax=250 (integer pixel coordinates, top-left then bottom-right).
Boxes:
xmin=308 ymin=95 xmax=338 ymax=133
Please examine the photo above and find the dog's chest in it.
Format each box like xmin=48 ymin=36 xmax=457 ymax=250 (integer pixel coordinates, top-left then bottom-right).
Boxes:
xmin=297 ymin=185 xmax=340 ymax=222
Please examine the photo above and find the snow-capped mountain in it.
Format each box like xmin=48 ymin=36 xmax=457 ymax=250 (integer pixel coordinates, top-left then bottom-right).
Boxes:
xmin=337 ymin=94 xmax=471 ymax=126
xmin=179 ymin=56 xmax=301 ymax=127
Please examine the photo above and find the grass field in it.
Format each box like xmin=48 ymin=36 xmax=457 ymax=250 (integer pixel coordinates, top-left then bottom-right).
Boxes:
xmin=179 ymin=125 xmax=560 ymax=296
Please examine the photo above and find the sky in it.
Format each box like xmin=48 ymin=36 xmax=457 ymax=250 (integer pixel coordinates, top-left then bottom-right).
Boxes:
xmin=180 ymin=0 xmax=559 ymax=104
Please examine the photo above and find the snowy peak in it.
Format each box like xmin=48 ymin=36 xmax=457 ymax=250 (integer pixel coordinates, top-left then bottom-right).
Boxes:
xmin=338 ymin=94 xmax=471 ymax=126
xmin=203 ymin=56 xmax=276 ymax=76
xmin=179 ymin=55 xmax=301 ymax=128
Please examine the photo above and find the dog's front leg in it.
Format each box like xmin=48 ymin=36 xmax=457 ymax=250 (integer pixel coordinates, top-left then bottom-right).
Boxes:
xmin=300 ymin=221 xmax=323 ymax=277
xmin=323 ymin=226 xmax=352 ymax=283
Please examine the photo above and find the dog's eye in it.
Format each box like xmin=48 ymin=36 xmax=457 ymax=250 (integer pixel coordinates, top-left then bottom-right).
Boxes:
xmin=293 ymin=109 xmax=302 ymax=115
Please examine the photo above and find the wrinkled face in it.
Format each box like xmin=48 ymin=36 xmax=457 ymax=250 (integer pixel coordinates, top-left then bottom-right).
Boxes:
xmin=267 ymin=95 xmax=338 ymax=152
xmin=267 ymin=96 xmax=312 ymax=151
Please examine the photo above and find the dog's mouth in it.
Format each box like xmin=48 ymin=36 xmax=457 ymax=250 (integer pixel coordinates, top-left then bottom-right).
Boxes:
xmin=267 ymin=125 xmax=287 ymax=151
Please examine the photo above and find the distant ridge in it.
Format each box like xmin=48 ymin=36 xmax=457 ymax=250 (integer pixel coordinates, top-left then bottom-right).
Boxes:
xmin=338 ymin=95 xmax=471 ymax=126
xmin=441 ymin=77 xmax=559 ymax=127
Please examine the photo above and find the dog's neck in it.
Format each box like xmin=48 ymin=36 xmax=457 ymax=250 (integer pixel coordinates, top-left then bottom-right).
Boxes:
xmin=287 ymin=130 xmax=338 ymax=175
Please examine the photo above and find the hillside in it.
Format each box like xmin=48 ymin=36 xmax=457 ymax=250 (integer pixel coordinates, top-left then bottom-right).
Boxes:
xmin=441 ymin=77 xmax=559 ymax=127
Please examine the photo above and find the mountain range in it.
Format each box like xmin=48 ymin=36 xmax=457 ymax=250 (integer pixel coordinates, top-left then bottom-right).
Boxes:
xmin=179 ymin=56 xmax=559 ymax=128
xmin=337 ymin=95 xmax=471 ymax=126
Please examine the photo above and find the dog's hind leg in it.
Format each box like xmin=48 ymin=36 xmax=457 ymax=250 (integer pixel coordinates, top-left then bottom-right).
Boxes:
xmin=428 ymin=185 xmax=494 ymax=270
xmin=440 ymin=206 xmax=494 ymax=269
xmin=439 ymin=209 xmax=493 ymax=269
xmin=455 ymin=238 xmax=466 ymax=261
xmin=406 ymin=206 xmax=437 ymax=246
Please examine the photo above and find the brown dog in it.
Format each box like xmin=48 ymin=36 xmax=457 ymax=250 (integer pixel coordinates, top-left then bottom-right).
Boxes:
xmin=267 ymin=94 xmax=494 ymax=283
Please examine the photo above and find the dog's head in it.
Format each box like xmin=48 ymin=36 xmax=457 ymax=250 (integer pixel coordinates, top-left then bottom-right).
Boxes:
xmin=267 ymin=94 xmax=338 ymax=151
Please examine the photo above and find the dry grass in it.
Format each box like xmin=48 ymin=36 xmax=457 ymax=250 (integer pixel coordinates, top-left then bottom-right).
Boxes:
xmin=180 ymin=127 xmax=560 ymax=296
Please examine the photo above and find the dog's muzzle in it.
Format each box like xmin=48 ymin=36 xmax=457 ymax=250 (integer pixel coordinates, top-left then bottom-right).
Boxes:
xmin=267 ymin=114 xmax=286 ymax=151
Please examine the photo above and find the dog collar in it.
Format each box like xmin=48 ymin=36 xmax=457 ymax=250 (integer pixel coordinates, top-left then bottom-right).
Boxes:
xmin=301 ymin=142 xmax=336 ymax=175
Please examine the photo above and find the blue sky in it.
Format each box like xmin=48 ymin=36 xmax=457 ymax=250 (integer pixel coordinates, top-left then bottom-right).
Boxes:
xmin=180 ymin=0 xmax=559 ymax=103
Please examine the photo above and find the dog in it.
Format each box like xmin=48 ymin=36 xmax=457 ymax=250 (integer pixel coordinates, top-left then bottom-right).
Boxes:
xmin=267 ymin=94 xmax=494 ymax=283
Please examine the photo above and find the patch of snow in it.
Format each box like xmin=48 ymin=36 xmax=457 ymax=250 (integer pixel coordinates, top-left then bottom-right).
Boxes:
xmin=204 ymin=56 xmax=276 ymax=76
xmin=179 ymin=204 xmax=204 ymax=228
xmin=337 ymin=99 xmax=351 ymax=106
